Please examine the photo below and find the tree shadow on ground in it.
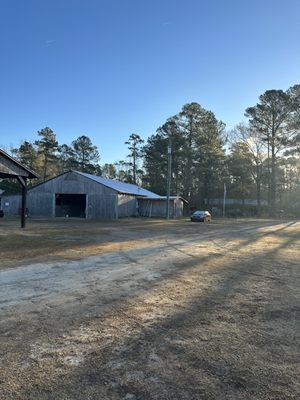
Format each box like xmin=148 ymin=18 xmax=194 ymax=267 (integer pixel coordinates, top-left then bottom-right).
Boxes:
xmin=10 ymin=222 xmax=300 ymax=400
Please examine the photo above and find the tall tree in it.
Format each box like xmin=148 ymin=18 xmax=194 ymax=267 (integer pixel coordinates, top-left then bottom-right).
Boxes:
xmin=286 ymin=84 xmax=300 ymax=155
xmin=57 ymin=144 xmax=76 ymax=173
xmin=143 ymin=133 xmax=169 ymax=194
xmin=192 ymin=107 xmax=226 ymax=206
xmin=245 ymin=90 xmax=295 ymax=212
xmin=143 ymin=102 xmax=226 ymax=207
xmin=144 ymin=118 xmax=185 ymax=195
xmin=125 ymin=133 xmax=144 ymax=184
xmin=230 ymin=123 xmax=266 ymax=214
xmin=102 ymin=163 xmax=117 ymax=179
xmin=35 ymin=127 xmax=58 ymax=181
xmin=114 ymin=160 xmax=132 ymax=182
xmin=228 ymin=142 xmax=255 ymax=209
xmin=71 ymin=135 xmax=100 ymax=173
xmin=178 ymin=103 xmax=203 ymax=200
xmin=11 ymin=140 xmax=38 ymax=171
xmin=176 ymin=103 xmax=226 ymax=205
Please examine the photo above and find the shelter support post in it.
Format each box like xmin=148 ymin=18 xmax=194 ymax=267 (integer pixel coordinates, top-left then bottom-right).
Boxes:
xmin=17 ymin=177 xmax=27 ymax=228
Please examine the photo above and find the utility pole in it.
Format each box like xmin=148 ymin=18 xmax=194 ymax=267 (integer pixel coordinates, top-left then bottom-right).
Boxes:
xmin=166 ymin=140 xmax=172 ymax=219
xmin=267 ymin=135 xmax=270 ymax=212
xmin=132 ymin=145 xmax=136 ymax=184
xmin=223 ymin=183 xmax=226 ymax=217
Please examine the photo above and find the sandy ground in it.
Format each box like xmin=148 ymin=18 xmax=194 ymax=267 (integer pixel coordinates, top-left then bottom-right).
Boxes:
xmin=0 ymin=218 xmax=299 ymax=399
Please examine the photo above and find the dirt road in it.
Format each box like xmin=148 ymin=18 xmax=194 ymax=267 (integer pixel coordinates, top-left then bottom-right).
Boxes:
xmin=0 ymin=219 xmax=299 ymax=399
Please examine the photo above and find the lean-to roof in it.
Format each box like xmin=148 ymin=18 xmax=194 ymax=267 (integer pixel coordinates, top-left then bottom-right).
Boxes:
xmin=0 ymin=148 xmax=39 ymax=179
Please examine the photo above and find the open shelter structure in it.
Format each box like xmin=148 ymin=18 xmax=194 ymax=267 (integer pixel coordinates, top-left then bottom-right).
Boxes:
xmin=0 ymin=149 xmax=39 ymax=227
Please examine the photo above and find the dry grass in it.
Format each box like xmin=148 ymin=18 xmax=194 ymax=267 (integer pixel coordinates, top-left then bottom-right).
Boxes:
xmin=0 ymin=218 xmax=299 ymax=399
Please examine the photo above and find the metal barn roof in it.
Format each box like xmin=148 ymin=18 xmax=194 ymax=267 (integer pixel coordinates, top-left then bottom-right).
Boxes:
xmin=76 ymin=171 xmax=161 ymax=198
xmin=138 ymin=195 xmax=188 ymax=203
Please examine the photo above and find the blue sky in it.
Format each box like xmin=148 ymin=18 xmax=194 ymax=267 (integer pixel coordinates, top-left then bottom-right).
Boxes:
xmin=0 ymin=0 xmax=299 ymax=164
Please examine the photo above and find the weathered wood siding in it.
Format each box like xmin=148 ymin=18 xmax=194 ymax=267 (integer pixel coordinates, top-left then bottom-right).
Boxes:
xmin=25 ymin=172 xmax=118 ymax=219
xmin=1 ymin=195 xmax=21 ymax=215
xmin=117 ymin=194 xmax=137 ymax=218
xmin=138 ymin=199 xmax=172 ymax=218
xmin=87 ymin=194 xmax=116 ymax=219
xmin=138 ymin=198 xmax=184 ymax=218
xmin=28 ymin=192 xmax=54 ymax=216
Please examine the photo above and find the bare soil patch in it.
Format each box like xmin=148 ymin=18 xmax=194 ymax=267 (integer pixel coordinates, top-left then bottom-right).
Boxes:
xmin=0 ymin=218 xmax=299 ymax=399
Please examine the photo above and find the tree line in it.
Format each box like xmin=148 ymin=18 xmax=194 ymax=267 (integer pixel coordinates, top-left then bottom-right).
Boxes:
xmin=1 ymin=84 xmax=300 ymax=216
xmin=144 ymin=85 xmax=300 ymax=216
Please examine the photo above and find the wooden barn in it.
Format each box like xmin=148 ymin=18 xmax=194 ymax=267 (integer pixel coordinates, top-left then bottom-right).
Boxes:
xmin=1 ymin=171 xmax=186 ymax=219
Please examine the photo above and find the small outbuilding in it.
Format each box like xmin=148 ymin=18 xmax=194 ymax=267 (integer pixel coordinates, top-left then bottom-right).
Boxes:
xmin=2 ymin=170 xmax=187 ymax=219
xmin=138 ymin=196 xmax=186 ymax=218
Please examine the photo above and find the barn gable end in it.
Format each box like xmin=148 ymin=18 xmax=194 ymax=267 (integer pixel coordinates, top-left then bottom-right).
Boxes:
xmin=27 ymin=171 xmax=118 ymax=219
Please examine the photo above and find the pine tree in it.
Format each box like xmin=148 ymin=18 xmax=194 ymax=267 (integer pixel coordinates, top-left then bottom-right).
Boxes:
xmin=125 ymin=134 xmax=144 ymax=184
xmin=35 ymin=127 xmax=58 ymax=181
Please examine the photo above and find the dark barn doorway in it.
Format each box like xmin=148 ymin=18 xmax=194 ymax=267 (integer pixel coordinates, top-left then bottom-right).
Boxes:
xmin=55 ymin=194 xmax=86 ymax=218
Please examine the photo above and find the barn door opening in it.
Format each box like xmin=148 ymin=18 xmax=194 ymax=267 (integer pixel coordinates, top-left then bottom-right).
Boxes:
xmin=55 ymin=194 xmax=86 ymax=218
